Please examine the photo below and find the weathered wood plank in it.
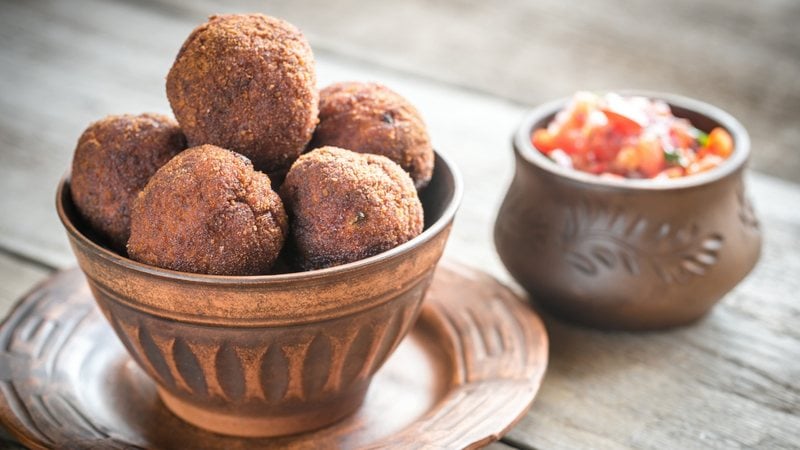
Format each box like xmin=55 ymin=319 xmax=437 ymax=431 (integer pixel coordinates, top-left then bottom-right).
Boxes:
xmin=0 ymin=0 xmax=184 ymax=267
xmin=0 ymin=1 xmax=799 ymax=449
xmin=137 ymin=0 xmax=800 ymax=184
xmin=0 ymin=251 xmax=51 ymax=320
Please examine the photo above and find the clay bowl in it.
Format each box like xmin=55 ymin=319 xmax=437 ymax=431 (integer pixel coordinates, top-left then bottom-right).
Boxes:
xmin=494 ymin=92 xmax=762 ymax=330
xmin=56 ymin=151 xmax=462 ymax=437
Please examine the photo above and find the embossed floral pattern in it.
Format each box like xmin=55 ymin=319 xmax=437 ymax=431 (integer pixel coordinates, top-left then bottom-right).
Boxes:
xmin=561 ymin=199 xmax=724 ymax=284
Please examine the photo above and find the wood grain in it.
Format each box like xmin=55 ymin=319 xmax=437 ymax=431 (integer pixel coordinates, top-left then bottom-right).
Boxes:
xmin=0 ymin=0 xmax=798 ymax=448
xmin=0 ymin=252 xmax=51 ymax=333
xmin=137 ymin=0 xmax=800 ymax=183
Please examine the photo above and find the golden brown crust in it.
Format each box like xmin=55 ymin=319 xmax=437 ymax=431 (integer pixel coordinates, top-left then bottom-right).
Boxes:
xmin=280 ymin=147 xmax=423 ymax=270
xmin=127 ymin=145 xmax=288 ymax=275
xmin=312 ymin=81 xmax=434 ymax=189
xmin=166 ymin=14 xmax=318 ymax=178
xmin=70 ymin=113 xmax=186 ymax=252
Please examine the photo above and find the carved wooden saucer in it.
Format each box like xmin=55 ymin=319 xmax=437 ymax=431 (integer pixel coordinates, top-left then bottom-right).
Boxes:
xmin=0 ymin=262 xmax=548 ymax=449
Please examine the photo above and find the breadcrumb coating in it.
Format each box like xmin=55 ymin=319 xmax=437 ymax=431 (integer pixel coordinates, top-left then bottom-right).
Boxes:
xmin=167 ymin=14 xmax=318 ymax=179
xmin=70 ymin=113 xmax=186 ymax=251
xmin=281 ymin=146 xmax=423 ymax=270
xmin=128 ymin=145 xmax=288 ymax=275
xmin=312 ymin=81 xmax=433 ymax=189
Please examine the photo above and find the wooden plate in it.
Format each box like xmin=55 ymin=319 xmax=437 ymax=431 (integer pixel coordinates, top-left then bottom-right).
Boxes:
xmin=0 ymin=262 xmax=548 ymax=449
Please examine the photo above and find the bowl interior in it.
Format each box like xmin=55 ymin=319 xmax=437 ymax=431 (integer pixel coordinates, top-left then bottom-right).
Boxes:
xmin=58 ymin=150 xmax=462 ymax=280
xmin=515 ymin=91 xmax=750 ymax=191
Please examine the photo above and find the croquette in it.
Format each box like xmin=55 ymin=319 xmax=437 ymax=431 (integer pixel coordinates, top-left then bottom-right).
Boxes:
xmin=312 ymin=82 xmax=434 ymax=189
xmin=166 ymin=14 xmax=318 ymax=179
xmin=280 ymin=147 xmax=424 ymax=270
xmin=127 ymin=145 xmax=288 ymax=275
xmin=70 ymin=113 xmax=186 ymax=251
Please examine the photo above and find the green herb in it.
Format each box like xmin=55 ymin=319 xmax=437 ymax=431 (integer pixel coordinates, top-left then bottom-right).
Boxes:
xmin=664 ymin=150 xmax=681 ymax=164
xmin=696 ymin=130 xmax=709 ymax=147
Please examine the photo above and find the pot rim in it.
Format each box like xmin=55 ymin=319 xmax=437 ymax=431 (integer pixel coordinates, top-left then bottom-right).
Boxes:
xmin=514 ymin=90 xmax=750 ymax=191
xmin=56 ymin=150 xmax=463 ymax=286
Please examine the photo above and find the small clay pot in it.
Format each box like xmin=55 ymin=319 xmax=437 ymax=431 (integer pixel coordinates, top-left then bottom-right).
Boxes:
xmin=494 ymin=93 xmax=762 ymax=330
xmin=57 ymin=152 xmax=462 ymax=437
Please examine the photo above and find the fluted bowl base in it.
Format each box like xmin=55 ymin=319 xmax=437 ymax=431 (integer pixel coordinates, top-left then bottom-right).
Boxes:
xmin=157 ymin=386 xmax=368 ymax=437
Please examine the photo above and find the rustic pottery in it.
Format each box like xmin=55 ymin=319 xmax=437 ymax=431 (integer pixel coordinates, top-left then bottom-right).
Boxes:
xmin=0 ymin=262 xmax=548 ymax=449
xmin=56 ymin=151 xmax=462 ymax=437
xmin=494 ymin=93 xmax=762 ymax=330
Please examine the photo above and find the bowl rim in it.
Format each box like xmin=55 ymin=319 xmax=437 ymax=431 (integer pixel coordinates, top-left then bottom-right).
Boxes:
xmin=57 ymin=150 xmax=463 ymax=286
xmin=514 ymin=90 xmax=751 ymax=191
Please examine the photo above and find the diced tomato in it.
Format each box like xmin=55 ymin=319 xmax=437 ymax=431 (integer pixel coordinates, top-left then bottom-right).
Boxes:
xmin=669 ymin=122 xmax=696 ymax=149
xmin=532 ymin=128 xmax=555 ymax=152
xmin=558 ymin=106 xmax=588 ymax=135
xmin=637 ymin=137 xmax=665 ymax=177
xmin=614 ymin=146 xmax=640 ymax=172
xmin=586 ymin=162 xmax=608 ymax=174
xmin=531 ymin=92 xmax=733 ymax=180
xmin=706 ymin=127 xmax=733 ymax=158
xmin=601 ymin=108 xmax=644 ymax=135
xmin=554 ymin=129 xmax=582 ymax=155
xmin=587 ymin=128 xmax=619 ymax=162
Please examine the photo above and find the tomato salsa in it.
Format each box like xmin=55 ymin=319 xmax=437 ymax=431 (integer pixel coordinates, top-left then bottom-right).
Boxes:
xmin=531 ymin=92 xmax=734 ymax=179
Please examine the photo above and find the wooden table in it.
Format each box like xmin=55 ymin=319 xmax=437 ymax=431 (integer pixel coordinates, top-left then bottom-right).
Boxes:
xmin=1 ymin=1 xmax=798 ymax=448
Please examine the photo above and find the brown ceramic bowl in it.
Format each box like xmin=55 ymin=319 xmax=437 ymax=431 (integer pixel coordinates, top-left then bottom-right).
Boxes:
xmin=494 ymin=92 xmax=762 ymax=330
xmin=57 ymin=151 xmax=462 ymax=437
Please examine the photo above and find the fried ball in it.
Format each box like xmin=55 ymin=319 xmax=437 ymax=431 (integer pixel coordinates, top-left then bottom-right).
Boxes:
xmin=166 ymin=14 xmax=318 ymax=179
xmin=281 ymin=147 xmax=424 ymax=271
xmin=70 ymin=113 xmax=186 ymax=251
xmin=127 ymin=145 xmax=288 ymax=275
xmin=312 ymin=82 xmax=434 ymax=189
